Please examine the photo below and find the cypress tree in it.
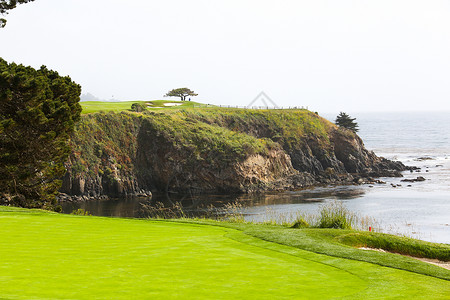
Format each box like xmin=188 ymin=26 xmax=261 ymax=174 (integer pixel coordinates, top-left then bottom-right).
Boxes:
xmin=0 ymin=58 xmax=81 ymax=208
xmin=335 ymin=112 xmax=359 ymax=132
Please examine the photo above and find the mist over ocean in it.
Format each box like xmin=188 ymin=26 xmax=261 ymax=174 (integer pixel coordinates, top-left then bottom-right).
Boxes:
xmin=357 ymin=111 xmax=450 ymax=160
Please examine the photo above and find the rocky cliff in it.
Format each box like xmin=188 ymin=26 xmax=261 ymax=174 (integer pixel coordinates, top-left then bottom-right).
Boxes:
xmin=59 ymin=109 xmax=406 ymax=200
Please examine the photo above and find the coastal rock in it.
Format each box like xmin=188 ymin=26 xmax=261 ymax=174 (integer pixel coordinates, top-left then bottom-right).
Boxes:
xmin=401 ymin=176 xmax=426 ymax=183
xmin=330 ymin=128 xmax=406 ymax=177
xmin=59 ymin=111 xmax=409 ymax=201
xmin=415 ymin=157 xmax=434 ymax=161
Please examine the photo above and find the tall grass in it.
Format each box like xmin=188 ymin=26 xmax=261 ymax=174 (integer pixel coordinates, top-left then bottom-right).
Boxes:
xmin=291 ymin=200 xmax=380 ymax=231
xmin=316 ymin=200 xmax=355 ymax=229
xmin=140 ymin=199 xmax=378 ymax=231
xmin=140 ymin=202 xmax=186 ymax=219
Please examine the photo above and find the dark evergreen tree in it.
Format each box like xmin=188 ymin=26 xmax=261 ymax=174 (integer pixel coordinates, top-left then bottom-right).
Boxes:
xmin=0 ymin=0 xmax=35 ymax=27
xmin=335 ymin=112 xmax=359 ymax=132
xmin=0 ymin=58 xmax=81 ymax=208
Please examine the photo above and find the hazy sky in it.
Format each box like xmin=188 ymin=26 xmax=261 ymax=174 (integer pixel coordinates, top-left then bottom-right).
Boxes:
xmin=1 ymin=0 xmax=449 ymax=113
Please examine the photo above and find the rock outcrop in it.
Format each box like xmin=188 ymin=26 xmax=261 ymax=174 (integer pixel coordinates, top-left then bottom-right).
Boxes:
xmin=59 ymin=110 xmax=408 ymax=201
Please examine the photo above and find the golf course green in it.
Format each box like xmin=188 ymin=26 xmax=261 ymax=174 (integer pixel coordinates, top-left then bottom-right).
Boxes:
xmin=79 ymin=100 xmax=202 ymax=114
xmin=0 ymin=207 xmax=449 ymax=299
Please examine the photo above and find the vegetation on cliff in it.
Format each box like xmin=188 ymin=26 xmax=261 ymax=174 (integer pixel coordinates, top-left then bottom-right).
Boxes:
xmin=335 ymin=111 xmax=359 ymax=132
xmin=61 ymin=103 xmax=404 ymax=198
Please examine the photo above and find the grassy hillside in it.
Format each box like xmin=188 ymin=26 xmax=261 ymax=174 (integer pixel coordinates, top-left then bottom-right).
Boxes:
xmin=71 ymin=106 xmax=335 ymax=170
xmin=165 ymin=107 xmax=335 ymax=149
xmin=79 ymin=100 xmax=334 ymax=145
xmin=0 ymin=207 xmax=449 ymax=299
xmin=76 ymin=101 xmax=337 ymax=167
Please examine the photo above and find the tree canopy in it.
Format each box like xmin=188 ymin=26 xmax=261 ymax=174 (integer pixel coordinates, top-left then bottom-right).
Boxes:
xmin=164 ymin=88 xmax=198 ymax=101
xmin=0 ymin=0 xmax=34 ymax=27
xmin=335 ymin=112 xmax=359 ymax=132
xmin=0 ymin=58 xmax=81 ymax=208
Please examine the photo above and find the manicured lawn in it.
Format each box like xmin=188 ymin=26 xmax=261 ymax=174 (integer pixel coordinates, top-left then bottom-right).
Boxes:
xmin=0 ymin=207 xmax=449 ymax=299
xmin=225 ymin=223 xmax=450 ymax=280
xmin=80 ymin=100 xmax=203 ymax=114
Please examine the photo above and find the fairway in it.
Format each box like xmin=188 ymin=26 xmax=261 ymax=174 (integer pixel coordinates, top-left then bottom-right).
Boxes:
xmin=0 ymin=208 xmax=449 ymax=299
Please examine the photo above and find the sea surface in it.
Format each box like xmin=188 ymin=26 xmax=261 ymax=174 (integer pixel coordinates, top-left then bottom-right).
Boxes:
xmin=62 ymin=111 xmax=450 ymax=244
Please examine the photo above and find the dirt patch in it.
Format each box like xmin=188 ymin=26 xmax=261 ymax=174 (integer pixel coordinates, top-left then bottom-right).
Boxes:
xmin=413 ymin=257 xmax=450 ymax=270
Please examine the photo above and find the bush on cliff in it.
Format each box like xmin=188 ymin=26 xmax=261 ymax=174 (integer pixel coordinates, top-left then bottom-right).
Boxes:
xmin=0 ymin=58 xmax=81 ymax=208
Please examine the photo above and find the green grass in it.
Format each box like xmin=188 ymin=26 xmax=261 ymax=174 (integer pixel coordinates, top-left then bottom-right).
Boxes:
xmin=335 ymin=231 xmax=450 ymax=261
xmin=80 ymin=100 xmax=202 ymax=114
xmin=227 ymin=223 xmax=450 ymax=280
xmin=0 ymin=207 xmax=449 ymax=299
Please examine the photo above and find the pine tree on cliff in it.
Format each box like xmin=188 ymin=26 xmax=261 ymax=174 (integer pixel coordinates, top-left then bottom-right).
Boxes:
xmin=335 ymin=112 xmax=359 ymax=132
xmin=0 ymin=58 xmax=82 ymax=208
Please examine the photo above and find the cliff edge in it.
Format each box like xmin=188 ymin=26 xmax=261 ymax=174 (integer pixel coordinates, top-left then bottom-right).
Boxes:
xmin=60 ymin=109 xmax=406 ymax=200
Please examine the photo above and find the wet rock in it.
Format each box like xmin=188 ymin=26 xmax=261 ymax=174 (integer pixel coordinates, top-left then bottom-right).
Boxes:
xmin=56 ymin=193 xmax=111 ymax=203
xmin=401 ymin=176 xmax=426 ymax=183
xmin=415 ymin=157 xmax=434 ymax=161
xmin=354 ymin=177 xmax=364 ymax=184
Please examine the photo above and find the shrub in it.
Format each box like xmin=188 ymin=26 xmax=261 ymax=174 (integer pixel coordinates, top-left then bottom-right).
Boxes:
xmin=70 ymin=209 xmax=91 ymax=216
xmin=131 ymin=102 xmax=147 ymax=112
xmin=292 ymin=218 xmax=309 ymax=228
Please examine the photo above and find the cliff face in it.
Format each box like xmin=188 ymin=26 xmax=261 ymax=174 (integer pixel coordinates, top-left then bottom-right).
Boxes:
xmin=60 ymin=109 xmax=405 ymax=199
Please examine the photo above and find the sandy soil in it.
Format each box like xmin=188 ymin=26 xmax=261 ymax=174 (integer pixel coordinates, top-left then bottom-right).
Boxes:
xmin=413 ymin=257 xmax=450 ymax=270
xmin=359 ymin=247 xmax=450 ymax=270
xmin=163 ymin=103 xmax=182 ymax=107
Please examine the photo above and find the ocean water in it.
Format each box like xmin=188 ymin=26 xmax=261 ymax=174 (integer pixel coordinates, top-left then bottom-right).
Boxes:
xmin=62 ymin=112 xmax=450 ymax=244
xmin=353 ymin=111 xmax=450 ymax=243
xmin=244 ymin=112 xmax=450 ymax=243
